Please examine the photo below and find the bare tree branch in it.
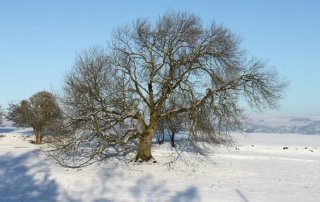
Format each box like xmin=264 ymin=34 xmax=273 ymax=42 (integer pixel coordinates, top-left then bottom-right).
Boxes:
xmin=47 ymin=11 xmax=287 ymax=166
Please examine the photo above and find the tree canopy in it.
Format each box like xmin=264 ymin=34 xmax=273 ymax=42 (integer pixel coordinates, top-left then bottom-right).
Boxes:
xmin=48 ymin=11 xmax=287 ymax=166
xmin=7 ymin=91 xmax=63 ymax=144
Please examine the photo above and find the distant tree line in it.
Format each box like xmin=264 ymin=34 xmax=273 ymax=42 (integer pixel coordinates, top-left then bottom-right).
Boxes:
xmin=0 ymin=105 xmax=4 ymax=125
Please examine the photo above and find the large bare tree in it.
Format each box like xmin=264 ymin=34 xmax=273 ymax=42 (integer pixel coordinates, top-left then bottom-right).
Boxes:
xmin=7 ymin=91 xmax=63 ymax=144
xmin=50 ymin=11 xmax=287 ymax=166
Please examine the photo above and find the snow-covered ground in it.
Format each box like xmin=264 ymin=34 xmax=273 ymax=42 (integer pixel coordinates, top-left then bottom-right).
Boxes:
xmin=0 ymin=127 xmax=319 ymax=201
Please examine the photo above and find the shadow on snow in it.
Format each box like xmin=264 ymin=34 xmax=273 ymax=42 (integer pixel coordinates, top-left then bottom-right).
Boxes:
xmin=0 ymin=151 xmax=75 ymax=202
xmin=80 ymin=169 xmax=200 ymax=202
xmin=0 ymin=150 xmax=201 ymax=202
xmin=235 ymin=189 xmax=250 ymax=202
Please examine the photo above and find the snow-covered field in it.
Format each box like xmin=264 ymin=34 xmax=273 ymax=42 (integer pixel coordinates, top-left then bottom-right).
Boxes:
xmin=0 ymin=125 xmax=319 ymax=201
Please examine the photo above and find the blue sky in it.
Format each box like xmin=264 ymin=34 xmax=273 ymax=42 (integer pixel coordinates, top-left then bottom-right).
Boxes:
xmin=0 ymin=0 xmax=319 ymax=117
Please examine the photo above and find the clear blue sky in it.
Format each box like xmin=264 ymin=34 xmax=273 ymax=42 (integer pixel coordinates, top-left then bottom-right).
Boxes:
xmin=1 ymin=0 xmax=319 ymax=117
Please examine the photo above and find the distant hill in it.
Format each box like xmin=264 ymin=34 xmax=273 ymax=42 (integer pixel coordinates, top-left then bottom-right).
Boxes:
xmin=243 ymin=117 xmax=320 ymax=135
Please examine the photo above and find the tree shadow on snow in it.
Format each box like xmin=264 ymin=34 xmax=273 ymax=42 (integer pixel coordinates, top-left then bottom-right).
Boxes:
xmin=80 ymin=169 xmax=201 ymax=202
xmin=0 ymin=150 xmax=200 ymax=201
xmin=170 ymin=186 xmax=199 ymax=202
xmin=0 ymin=151 xmax=76 ymax=202
xmin=235 ymin=189 xmax=250 ymax=202
xmin=130 ymin=175 xmax=200 ymax=202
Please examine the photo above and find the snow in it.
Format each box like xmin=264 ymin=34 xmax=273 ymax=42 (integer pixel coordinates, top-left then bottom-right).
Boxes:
xmin=0 ymin=127 xmax=320 ymax=201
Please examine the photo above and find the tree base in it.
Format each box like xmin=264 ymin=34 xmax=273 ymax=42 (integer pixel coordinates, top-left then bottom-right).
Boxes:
xmin=134 ymin=155 xmax=157 ymax=163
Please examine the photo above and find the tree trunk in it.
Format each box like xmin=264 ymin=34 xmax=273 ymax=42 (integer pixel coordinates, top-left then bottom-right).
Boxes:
xmin=170 ymin=132 xmax=175 ymax=147
xmin=35 ymin=129 xmax=42 ymax=144
xmin=156 ymin=133 xmax=164 ymax=145
xmin=135 ymin=129 xmax=156 ymax=162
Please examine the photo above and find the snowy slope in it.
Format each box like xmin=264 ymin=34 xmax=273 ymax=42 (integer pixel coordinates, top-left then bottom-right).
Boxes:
xmin=0 ymin=128 xmax=319 ymax=202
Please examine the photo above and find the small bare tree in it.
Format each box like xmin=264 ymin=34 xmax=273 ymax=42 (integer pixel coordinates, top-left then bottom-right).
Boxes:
xmin=157 ymin=114 xmax=185 ymax=147
xmin=157 ymin=98 xmax=186 ymax=147
xmin=7 ymin=91 xmax=63 ymax=144
xmin=49 ymin=11 xmax=287 ymax=166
